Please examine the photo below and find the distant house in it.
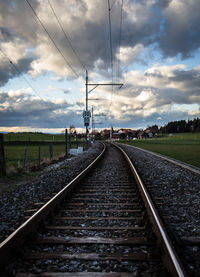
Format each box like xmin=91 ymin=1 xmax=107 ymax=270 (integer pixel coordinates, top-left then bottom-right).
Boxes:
xmin=148 ymin=132 xmax=153 ymax=138
xmin=118 ymin=128 xmax=137 ymax=139
xmin=100 ymin=129 xmax=111 ymax=139
xmin=145 ymin=129 xmax=153 ymax=138
xmin=112 ymin=132 xmax=120 ymax=139
xmin=138 ymin=131 xmax=144 ymax=139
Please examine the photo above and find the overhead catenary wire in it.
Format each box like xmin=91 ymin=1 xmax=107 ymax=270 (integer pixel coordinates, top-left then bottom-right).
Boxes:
xmin=111 ymin=0 xmax=117 ymax=10
xmin=0 ymin=48 xmax=65 ymax=128
xmin=48 ymin=0 xmax=87 ymax=73
xmin=118 ymin=0 xmax=123 ymax=82
xmin=107 ymin=0 xmax=114 ymax=113
xmin=107 ymin=0 xmax=113 ymax=87
xmin=25 ymin=0 xmax=82 ymax=80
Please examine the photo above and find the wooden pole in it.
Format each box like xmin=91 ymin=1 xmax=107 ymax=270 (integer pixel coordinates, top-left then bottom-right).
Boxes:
xmin=65 ymin=129 xmax=68 ymax=158
xmin=49 ymin=143 xmax=53 ymax=160
xmin=38 ymin=145 xmax=41 ymax=166
xmin=0 ymin=134 xmax=6 ymax=176
xmin=69 ymin=133 xmax=71 ymax=149
xmin=23 ymin=147 xmax=27 ymax=169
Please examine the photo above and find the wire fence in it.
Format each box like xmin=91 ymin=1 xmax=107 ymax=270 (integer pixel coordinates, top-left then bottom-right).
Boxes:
xmin=3 ymin=140 xmax=84 ymax=176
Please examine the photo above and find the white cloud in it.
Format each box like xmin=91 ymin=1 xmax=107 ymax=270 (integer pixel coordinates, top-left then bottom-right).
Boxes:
xmin=0 ymin=0 xmax=200 ymax=130
xmin=117 ymin=44 xmax=144 ymax=66
xmin=1 ymin=38 xmax=29 ymax=63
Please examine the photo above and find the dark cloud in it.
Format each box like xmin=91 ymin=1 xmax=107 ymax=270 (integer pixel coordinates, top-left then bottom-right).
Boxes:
xmin=144 ymin=71 xmax=163 ymax=78
xmin=0 ymin=0 xmax=200 ymax=82
xmin=156 ymin=0 xmax=172 ymax=9
xmin=0 ymin=0 xmax=200 ymax=130
xmin=0 ymin=56 xmax=34 ymax=86
xmin=0 ymin=91 xmax=82 ymax=128
xmin=159 ymin=88 xmax=193 ymax=104
xmin=158 ymin=0 xmax=200 ymax=58
xmin=169 ymin=69 xmax=200 ymax=90
xmin=63 ymin=89 xmax=71 ymax=94
xmin=0 ymin=27 xmax=15 ymax=41
xmin=108 ymin=109 xmax=194 ymax=129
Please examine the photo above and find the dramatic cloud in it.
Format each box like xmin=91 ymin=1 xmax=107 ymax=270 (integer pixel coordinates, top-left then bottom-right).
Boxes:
xmin=0 ymin=0 xmax=169 ymax=81
xmin=0 ymin=88 xmax=81 ymax=128
xmin=1 ymin=0 xmax=200 ymax=80
xmin=88 ymin=64 xmax=200 ymax=127
xmin=0 ymin=0 xmax=200 ymax=130
xmin=0 ymin=52 xmax=34 ymax=86
xmin=117 ymin=44 xmax=144 ymax=66
xmin=159 ymin=0 xmax=200 ymax=58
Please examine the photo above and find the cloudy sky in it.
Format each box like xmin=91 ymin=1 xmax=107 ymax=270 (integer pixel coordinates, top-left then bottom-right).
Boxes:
xmin=0 ymin=0 xmax=200 ymax=133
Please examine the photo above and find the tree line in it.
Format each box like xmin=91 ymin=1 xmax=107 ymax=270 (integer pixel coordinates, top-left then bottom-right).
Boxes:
xmin=148 ymin=118 xmax=200 ymax=134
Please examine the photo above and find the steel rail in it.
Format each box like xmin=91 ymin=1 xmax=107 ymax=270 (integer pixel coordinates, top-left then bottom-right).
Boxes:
xmin=0 ymin=143 xmax=106 ymax=269
xmin=119 ymin=142 xmax=200 ymax=175
xmin=113 ymin=143 xmax=187 ymax=277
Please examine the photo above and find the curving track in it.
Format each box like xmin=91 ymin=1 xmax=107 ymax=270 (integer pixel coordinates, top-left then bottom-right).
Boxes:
xmin=0 ymin=143 xmax=187 ymax=276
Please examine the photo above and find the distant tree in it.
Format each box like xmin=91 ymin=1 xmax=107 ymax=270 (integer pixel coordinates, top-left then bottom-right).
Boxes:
xmin=148 ymin=125 xmax=159 ymax=135
xmin=158 ymin=118 xmax=200 ymax=134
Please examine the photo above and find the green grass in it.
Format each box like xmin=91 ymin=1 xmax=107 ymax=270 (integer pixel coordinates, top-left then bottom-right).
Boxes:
xmin=0 ymin=144 xmax=67 ymax=192
xmin=5 ymin=144 xmax=66 ymax=172
xmin=1 ymin=139 xmax=84 ymax=191
xmin=4 ymin=132 xmax=82 ymax=142
xmin=4 ymin=133 xmax=65 ymax=142
xmin=4 ymin=140 xmax=84 ymax=173
xmin=119 ymin=133 xmax=200 ymax=168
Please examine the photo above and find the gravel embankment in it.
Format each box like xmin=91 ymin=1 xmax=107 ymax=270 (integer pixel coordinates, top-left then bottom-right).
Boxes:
xmin=117 ymin=143 xmax=200 ymax=276
xmin=0 ymin=142 xmax=103 ymax=243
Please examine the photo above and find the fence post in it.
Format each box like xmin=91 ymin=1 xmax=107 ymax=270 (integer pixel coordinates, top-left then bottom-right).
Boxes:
xmin=38 ymin=145 xmax=41 ymax=166
xmin=49 ymin=143 xmax=53 ymax=160
xmin=23 ymin=147 xmax=27 ymax=169
xmin=0 ymin=134 xmax=6 ymax=176
xmin=76 ymin=138 xmax=78 ymax=149
xmin=69 ymin=134 xmax=71 ymax=149
xmin=65 ymin=129 xmax=68 ymax=158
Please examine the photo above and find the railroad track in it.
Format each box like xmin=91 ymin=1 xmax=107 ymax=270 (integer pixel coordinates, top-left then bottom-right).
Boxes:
xmin=0 ymin=143 xmax=187 ymax=276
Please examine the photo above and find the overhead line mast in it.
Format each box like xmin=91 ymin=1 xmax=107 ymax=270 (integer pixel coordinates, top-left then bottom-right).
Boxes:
xmin=83 ymin=71 xmax=123 ymax=144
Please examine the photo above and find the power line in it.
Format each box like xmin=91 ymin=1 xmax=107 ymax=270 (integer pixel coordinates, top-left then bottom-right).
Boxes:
xmin=48 ymin=0 xmax=87 ymax=72
xmin=118 ymin=0 xmax=124 ymax=82
xmin=111 ymin=0 xmax=117 ymax=10
xmin=25 ymin=0 xmax=81 ymax=80
xmin=107 ymin=0 xmax=113 ymax=86
xmin=0 ymin=48 xmax=65 ymax=128
xmin=107 ymin=0 xmax=114 ymax=112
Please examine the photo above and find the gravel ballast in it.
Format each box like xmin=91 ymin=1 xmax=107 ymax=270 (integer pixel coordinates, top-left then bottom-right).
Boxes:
xmin=0 ymin=141 xmax=199 ymax=276
xmin=117 ymin=143 xmax=200 ymax=276
xmin=0 ymin=142 xmax=103 ymax=243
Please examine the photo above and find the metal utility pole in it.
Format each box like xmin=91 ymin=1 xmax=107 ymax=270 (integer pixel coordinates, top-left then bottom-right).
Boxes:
xmin=110 ymin=125 xmax=113 ymax=141
xmin=92 ymin=106 xmax=94 ymax=141
xmin=83 ymin=70 xmax=123 ymax=144
xmin=83 ymin=70 xmax=91 ymax=147
xmin=91 ymin=107 xmax=106 ymax=141
xmin=0 ymin=134 xmax=6 ymax=177
xmin=86 ymin=70 xmax=88 ymax=141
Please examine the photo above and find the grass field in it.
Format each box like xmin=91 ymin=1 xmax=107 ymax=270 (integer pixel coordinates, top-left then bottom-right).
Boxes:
xmin=4 ymin=133 xmax=65 ymax=142
xmin=3 ymin=132 xmax=84 ymax=175
xmin=5 ymin=144 xmax=66 ymax=174
xmin=119 ymin=133 xmax=200 ymax=168
xmin=0 ymin=133 xmax=84 ymax=190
